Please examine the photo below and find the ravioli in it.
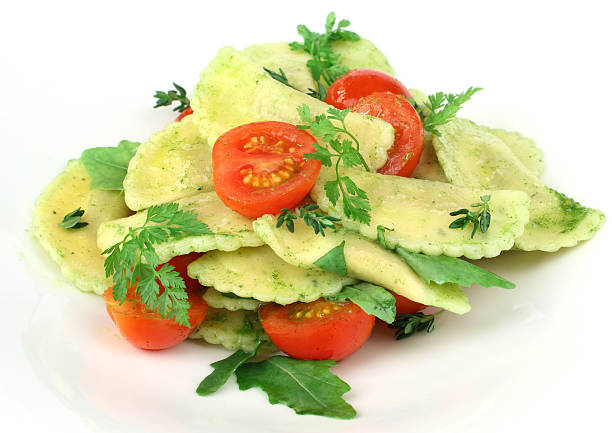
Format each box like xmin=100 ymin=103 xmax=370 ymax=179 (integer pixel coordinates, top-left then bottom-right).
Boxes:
xmin=253 ymin=215 xmax=470 ymax=314
xmin=202 ymin=288 xmax=266 ymax=311
xmin=311 ymin=167 xmax=531 ymax=259
xmin=97 ymin=191 xmax=263 ymax=262
xmin=433 ymin=119 xmax=605 ymax=251
xmin=33 ymin=159 xmax=133 ymax=294
xmin=188 ymin=246 xmax=354 ymax=305
xmin=242 ymin=39 xmax=394 ymax=94
xmin=191 ymin=47 xmax=395 ymax=171
xmin=189 ymin=307 xmax=275 ymax=353
xmin=123 ymin=115 xmax=213 ymax=211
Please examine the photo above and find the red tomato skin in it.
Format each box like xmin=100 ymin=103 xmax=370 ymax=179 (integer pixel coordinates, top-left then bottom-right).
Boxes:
xmin=351 ymin=91 xmax=424 ymax=177
xmin=212 ymin=121 xmax=321 ymax=218
xmin=175 ymin=107 xmax=193 ymax=122
xmin=324 ymin=69 xmax=412 ymax=110
xmin=104 ymin=253 xmax=207 ymax=350
xmin=258 ymin=299 xmax=375 ymax=361
xmin=390 ymin=292 xmax=426 ymax=315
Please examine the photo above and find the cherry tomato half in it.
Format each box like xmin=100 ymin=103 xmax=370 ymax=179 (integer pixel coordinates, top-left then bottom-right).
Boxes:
xmin=258 ymin=299 xmax=375 ymax=361
xmin=104 ymin=253 xmax=207 ymax=350
xmin=324 ymin=69 xmax=412 ymax=110
xmin=212 ymin=121 xmax=321 ymax=218
xmin=351 ymin=91 xmax=424 ymax=177
xmin=175 ymin=107 xmax=193 ymax=122
xmin=390 ymin=291 xmax=426 ymax=315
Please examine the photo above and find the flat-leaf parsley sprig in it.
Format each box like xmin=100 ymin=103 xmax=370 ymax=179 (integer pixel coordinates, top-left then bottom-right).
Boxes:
xmin=154 ymin=82 xmax=190 ymax=113
xmin=417 ymin=87 xmax=483 ymax=136
xmin=289 ymin=12 xmax=360 ymax=100
xmin=102 ymin=203 xmax=212 ymax=326
xmin=276 ymin=204 xmax=341 ymax=237
xmin=449 ymin=195 xmax=492 ymax=238
xmin=297 ymin=104 xmax=371 ymax=224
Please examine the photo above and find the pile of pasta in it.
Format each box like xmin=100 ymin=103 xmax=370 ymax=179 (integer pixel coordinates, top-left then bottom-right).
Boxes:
xmin=33 ymin=39 xmax=605 ymax=352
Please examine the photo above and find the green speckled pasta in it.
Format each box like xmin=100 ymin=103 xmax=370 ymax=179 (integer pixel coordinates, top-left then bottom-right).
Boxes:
xmin=97 ymin=191 xmax=263 ymax=262
xmin=33 ymin=160 xmax=133 ymax=294
xmin=433 ymin=118 xmax=605 ymax=251
xmin=202 ymin=288 xmax=266 ymax=311
xmin=481 ymin=126 xmax=545 ymax=178
xmin=253 ymin=215 xmax=470 ymax=315
xmin=311 ymin=167 xmax=531 ymax=259
xmin=123 ymin=115 xmax=213 ymax=211
xmin=189 ymin=307 xmax=275 ymax=353
xmin=189 ymin=246 xmax=354 ymax=305
xmin=191 ymin=47 xmax=395 ymax=171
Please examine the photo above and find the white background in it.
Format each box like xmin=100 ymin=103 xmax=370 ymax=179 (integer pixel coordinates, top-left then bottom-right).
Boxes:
xmin=1 ymin=1 xmax=611 ymax=432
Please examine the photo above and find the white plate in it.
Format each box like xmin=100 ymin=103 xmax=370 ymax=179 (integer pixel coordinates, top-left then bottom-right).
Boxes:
xmin=1 ymin=2 xmax=611 ymax=432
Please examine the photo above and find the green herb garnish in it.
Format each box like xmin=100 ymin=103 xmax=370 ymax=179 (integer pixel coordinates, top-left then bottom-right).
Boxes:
xmin=377 ymin=225 xmax=514 ymax=289
xmin=196 ymin=342 xmax=262 ymax=396
xmin=102 ymin=203 xmax=212 ymax=326
xmin=388 ymin=311 xmax=442 ymax=340
xmin=263 ymin=67 xmax=298 ymax=91
xmin=235 ymin=356 xmax=356 ymax=419
xmin=298 ymin=104 xmax=371 ymax=224
xmin=313 ymin=241 xmax=347 ymax=275
xmin=81 ymin=140 xmax=140 ymax=191
xmin=418 ymin=87 xmax=483 ymax=136
xmin=59 ymin=207 xmax=88 ymax=229
xmin=153 ymin=82 xmax=190 ymax=112
xmin=327 ymin=283 xmax=396 ymax=324
xmin=276 ymin=204 xmax=340 ymax=237
xmin=289 ymin=12 xmax=360 ymax=100
xmin=449 ymin=194 xmax=492 ymax=238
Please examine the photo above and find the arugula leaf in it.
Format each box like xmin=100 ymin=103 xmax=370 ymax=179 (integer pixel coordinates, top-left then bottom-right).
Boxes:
xmin=388 ymin=312 xmax=440 ymax=340
xmin=235 ymin=356 xmax=356 ymax=419
xmin=102 ymin=202 xmax=212 ymax=326
xmin=196 ymin=342 xmax=262 ymax=396
xmin=299 ymin=105 xmax=371 ymax=224
xmin=58 ymin=207 xmax=88 ymax=229
xmin=395 ymin=246 xmax=515 ymax=289
xmin=276 ymin=204 xmax=340 ymax=237
xmin=289 ymin=12 xmax=360 ymax=100
xmin=313 ymin=241 xmax=347 ymax=275
xmin=327 ymin=283 xmax=396 ymax=324
xmin=153 ymin=82 xmax=190 ymax=112
xmin=81 ymin=140 xmax=140 ymax=190
xmin=421 ymin=87 xmax=483 ymax=136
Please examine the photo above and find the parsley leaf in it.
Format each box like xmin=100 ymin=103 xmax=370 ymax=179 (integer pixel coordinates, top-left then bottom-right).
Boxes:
xmin=196 ymin=342 xmax=262 ymax=396
xmin=377 ymin=225 xmax=514 ymax=289
xmin=421 ymin=87 xmax=483 ymax=136
xmin=81 ymin=140 xmax=140 ymax=190
xmin=153 ymin=82 xmax=190 ymax=112
xmin=313 ymin=241 xmax=347 ymax=275
xmin=58 ymin=207 xmax=88 ymax=229
xmin=298 ymin=105 xmax=371 ymax=224
xmin=263 ymin=67 xmax=299 ymax=91
xmin=449 ymin=195 xmax=492 ymax=238
xmin=102 ymin=203 xmax=212 ymax=326
xmin=327 ymin=283 xmax=396 ymax=324
xmin=289 ymin=12 xmax=360 ymax=100
xmin=276 ymin=204 xmax=340 ymax=237
xmin=388 ymin=312 xmax=441 ymax=340
xmin=235 ymin=356 xmax=356 ymax=419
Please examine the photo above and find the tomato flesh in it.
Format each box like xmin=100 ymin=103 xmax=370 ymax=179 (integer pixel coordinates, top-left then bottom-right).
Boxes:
xmin=175 ymin=107 xmax=193 ymax=122
xmin=104 ymin=253 xmax=207 ymax=350
xmin=351 ymin=91 xmax=424 ymax=177
xmin=258 ymin=299 xmax=375 ymax=361
xmin=324 ymin=69 xmax=411 ymax=110
xmin=212 ymin=121 xmax=321 ymax=218
xmin=390 ymin=292 xmax=426 ymax=315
